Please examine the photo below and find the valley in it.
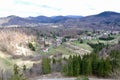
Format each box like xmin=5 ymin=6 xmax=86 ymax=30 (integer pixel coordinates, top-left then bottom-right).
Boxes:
xmin=0 ymin=11 xmax=120 ymax=80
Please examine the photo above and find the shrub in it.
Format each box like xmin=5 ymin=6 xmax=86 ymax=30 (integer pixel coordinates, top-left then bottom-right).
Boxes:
xmin=28 ymin=42 xmax=36 ymax=51
xmin=99 ymin=37 xmax=114 ymax=41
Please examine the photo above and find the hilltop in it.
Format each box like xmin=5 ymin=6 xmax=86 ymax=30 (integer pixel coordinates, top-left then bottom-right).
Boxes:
xmin=0 ymin=11 xmax=120 ymax=30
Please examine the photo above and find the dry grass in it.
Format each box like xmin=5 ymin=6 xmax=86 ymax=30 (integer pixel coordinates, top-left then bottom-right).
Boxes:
xmin=0 ymin=28 xmax=41 ymax=71
xmin=0 ymin=28 xmax=36 ymax=56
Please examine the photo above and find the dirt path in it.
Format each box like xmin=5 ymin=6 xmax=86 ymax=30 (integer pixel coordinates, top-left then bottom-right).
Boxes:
xmin=37 ymin=78 xmax=75 ymax=80
xmin=29 ymin=72 xmax=117 ymax=80
xmin=36 ymin=78 xmax=116 ymax=80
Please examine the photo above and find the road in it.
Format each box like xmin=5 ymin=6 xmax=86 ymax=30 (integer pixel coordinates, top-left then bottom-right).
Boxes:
xmin=38 ymin=78 xmax=75 ymax=80
xmin=37 ymin=78 xmax=116 ymax=80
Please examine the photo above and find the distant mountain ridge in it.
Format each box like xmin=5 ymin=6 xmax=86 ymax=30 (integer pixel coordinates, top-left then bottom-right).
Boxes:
xmin=0 ymin=15 xmax=82 ymax=27
xmin=0 ymin=15 xmax=37 ymax=27
xmin=96 ymin=11 xmax=120 ymax=17
xmin=27 ymin=15 xmax=83 ymax=23
xmin=0 ymin=11 xmax=120 ymax=30
xmin=63 ymin=11 xmax=120 ymax=30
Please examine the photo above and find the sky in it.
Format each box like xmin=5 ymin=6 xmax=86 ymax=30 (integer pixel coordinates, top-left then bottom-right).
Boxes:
xmin=0 ymin=0 xmax=120 ymax=17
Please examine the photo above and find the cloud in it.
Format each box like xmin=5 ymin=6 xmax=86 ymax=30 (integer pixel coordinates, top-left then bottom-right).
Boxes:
xmin=41 ymin=5 xmax=62 ymax=11
xmin=0 ymin=0 xmax=120 ymax=17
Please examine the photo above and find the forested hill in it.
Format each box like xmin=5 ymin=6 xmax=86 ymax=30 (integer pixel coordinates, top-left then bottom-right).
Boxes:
xmin=63 ymin=11 xmax=120 ymax=30
xmin=0 ymin=11 xmax=120 ymax=30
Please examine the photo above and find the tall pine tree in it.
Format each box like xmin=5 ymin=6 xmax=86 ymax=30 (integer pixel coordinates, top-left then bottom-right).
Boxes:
xmin=42 ymin=58 xmax=51 ymax=74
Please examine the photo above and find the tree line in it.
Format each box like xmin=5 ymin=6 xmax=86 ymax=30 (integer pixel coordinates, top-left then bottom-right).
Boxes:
xmin=62 ymin=53 xmax=112 ymax=77
xmin=40 ymin=50 xmax=120 ymax=77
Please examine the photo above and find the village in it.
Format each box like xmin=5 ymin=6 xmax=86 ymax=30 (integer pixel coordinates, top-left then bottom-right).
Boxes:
xmin=39 ymin=30 xmax=120 ymax=55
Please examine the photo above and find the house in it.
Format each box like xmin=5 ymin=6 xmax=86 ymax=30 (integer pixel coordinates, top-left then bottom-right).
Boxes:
xmin=42 ymin=48 xmax=48 ymax=52
xmin=112 ymin=31 xmax=120 ymax=35
xmin=81 ymin=36 xmax=92 ymax=40
xmin=69 ymin=38 xmax=77 ymax=41
xmin=56 ymin=37 xmax=63 ymax=46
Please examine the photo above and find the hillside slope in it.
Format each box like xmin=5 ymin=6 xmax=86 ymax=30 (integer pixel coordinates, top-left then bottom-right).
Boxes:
xmin=63 ymin=11 xmax=120 ymax=30
xmin=0 ymin=11 xmax=120 ymax=30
